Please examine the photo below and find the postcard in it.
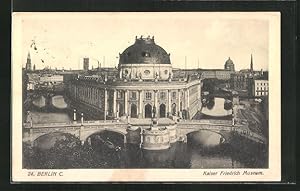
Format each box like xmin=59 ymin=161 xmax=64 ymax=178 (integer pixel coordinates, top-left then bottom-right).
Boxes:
xmin=12 ymin=12 xmax=281 ymax=182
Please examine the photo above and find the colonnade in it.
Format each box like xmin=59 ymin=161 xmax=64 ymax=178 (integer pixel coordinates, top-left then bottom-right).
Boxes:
xmin=71 ymin=84 xmax=194 ymax=119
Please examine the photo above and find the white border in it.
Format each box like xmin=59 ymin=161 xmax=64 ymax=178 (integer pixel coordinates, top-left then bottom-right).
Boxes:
xmin=12 ymin=12 xmax=281 ymax=182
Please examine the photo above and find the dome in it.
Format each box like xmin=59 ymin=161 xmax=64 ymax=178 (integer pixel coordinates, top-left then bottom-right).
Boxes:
xmin=119 ymin=36 xmax=171 ymax=65
xmin=225 ymin=57 xmax=234 ymax=65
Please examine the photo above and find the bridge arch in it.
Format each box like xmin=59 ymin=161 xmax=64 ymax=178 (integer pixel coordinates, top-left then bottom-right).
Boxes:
xmin=80 ymin=128 xmax=127 ymax=144
xmin=33 ymin=131 xmax=79 ymax=150
xmin=184 ymin=129 xmax=227 ymax=145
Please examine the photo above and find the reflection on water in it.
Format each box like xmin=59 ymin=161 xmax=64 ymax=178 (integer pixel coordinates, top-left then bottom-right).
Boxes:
xmin=31 ymin=95 xmax=68 ymax=109
xmin=188 ymin=130 xmax=225 ymax=147
xmin=28 ymin=95 xmax=71 ymax=124
xmin=32 ymin=96 xmax=46 ymax=108
xmin=202 ymin=97 xmax=232 ymax=117
xmin=189 ymin=153 xmax=243 ymax=168
xmin=117 ymin=142 xmax=264 ymax=168
xmin=52 ymin=95 xmax=68 ymax=109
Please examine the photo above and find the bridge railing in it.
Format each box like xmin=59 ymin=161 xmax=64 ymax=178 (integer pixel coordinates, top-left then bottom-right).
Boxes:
xmin=24 ymin=122 xmax=78 ymax=128
xmin=23 ymin=119 xmax=126 ymax=129
xmin=180 ymin=119 xmax=232 ymax=125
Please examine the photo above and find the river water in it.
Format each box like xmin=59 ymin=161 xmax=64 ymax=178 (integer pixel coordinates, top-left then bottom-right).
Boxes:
xmin=202 ymin=97 xmax=232 ymax=117
xmin=27 ymin=96 xmax=267 ymax=169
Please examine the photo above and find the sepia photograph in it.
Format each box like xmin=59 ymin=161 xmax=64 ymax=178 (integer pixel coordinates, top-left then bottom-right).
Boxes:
xmin=12 ymin=12 xmax=281 ymax=182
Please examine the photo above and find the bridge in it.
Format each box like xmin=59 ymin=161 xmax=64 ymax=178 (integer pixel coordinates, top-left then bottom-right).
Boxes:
xmin=23 ymin=120 xmax=128 ymax=145
xmin=23 ymin=118 xmax=266 ymax=146
xmin=176 ymin=120 xmax=266 ymax=144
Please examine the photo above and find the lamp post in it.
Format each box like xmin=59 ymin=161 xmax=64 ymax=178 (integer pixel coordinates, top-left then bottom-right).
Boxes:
xmin=73 ymin=109 xmax=77 ymax=122
xmin=81 ymin=112 xmax=84 ymax=125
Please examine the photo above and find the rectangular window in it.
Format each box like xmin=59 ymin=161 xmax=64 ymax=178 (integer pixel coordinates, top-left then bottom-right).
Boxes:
xmin=145 ymin=92 xmax=152 ymax=100
xmin=160 ymin=92 xmax=166 ymax=100
xmin=172 ymin=92 xmax=177 ymax=99
xmin=117 ymin=91 xmax=122 ymax=99
xmin=131 ymin=91 xmax=137 ymax=100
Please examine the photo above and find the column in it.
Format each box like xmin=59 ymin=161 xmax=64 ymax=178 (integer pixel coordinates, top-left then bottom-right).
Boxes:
xmin=186 ymin=89 xmax=190 ymax=108
xmin=84 ymin=87 xmax=86 ymax=101
xmin=95 ymin=88 xmax=98 ymax=106
xmin=104 ymin=88 xmax=107 ymax=121
xmin=183 ymin=89 xmax=187 ymax=110
xmin=186 ymin=89 xmax=190 ymax=119
xmin=91 ymin=87 xmax=93 ymax=105
xmin=74 ymin=86 xmax=77 ymax=99
xmin=113 ymin=89 xmax=117 ymax=118
xmin=92 ymin=87 xmax=95 ymax=105
xmin=124 ymin=90 xmax=128 ymax=116
xmin=154 ymin=90 xmax=158 ymax=117
xmin=167 ymin=90 xmax=171 ymax=116
xmin=87 ymin=87 xmax=89 ymax=102
xmin=96 ymin=88 xmax=99 ymax=107
xmin=197 ymin=84 xmax=201 ymax=109
xmin=94 ymin=88 xmax=97 ymax=106
xmin=78 ymin=87 xmax=81 ymax=100
xmin=177 ymin=89 xmax=181 ymax=116
xmin=138 ymin=90 xmax=143 ymax=118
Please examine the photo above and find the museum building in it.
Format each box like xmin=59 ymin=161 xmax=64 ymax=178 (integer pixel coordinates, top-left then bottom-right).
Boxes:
xmin=66 ymin=36 xmax=202 ymax=120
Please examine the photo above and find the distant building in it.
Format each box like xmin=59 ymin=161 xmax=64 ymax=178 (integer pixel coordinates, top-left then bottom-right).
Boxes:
xmin=230 ymin=73 xmax=250 ymax=90
xmin=83 ymin=58 xmax=89 ymax=71
xmin=25 ymin=52 xmax=32 ymax=71
xmin=39 ymin=74 xmax=64 ymax=85
xmin=196 ymin=57 xmax=236 ymax=80
xmin=224 ymin=57 xmax=235 ymax=71
xmin=200 ymin=69 xmax=234 ymax=80
xmin=249 ymin=75 xmax=269 ymax=97
xmin=230 ymin=54 xmax=267 ymax=95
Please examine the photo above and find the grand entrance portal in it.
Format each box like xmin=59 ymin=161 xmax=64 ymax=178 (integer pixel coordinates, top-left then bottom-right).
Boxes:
xmin=145 ymin=104 xmax=152 ymax=118
xmin=130 ymin=104 xmax=138 ymax=118
xmin=159 ymin=104 xmax=166 ymax=118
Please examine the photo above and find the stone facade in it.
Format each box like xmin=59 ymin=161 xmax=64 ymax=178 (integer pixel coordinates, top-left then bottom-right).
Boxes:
xmin=67 ymin=78 xmax=202 ymax=120
xmin=230 ymin=73 xmax=250 ymax=90
xmin=66 ymin=37 xmax=202 ymax=120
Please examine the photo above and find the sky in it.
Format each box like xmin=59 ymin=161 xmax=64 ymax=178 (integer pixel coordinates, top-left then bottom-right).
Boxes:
xmin=18 ymin=12 xmax=270 ymax=71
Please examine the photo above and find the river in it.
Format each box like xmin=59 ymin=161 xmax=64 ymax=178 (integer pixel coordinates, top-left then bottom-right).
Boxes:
xmin=202 ymin=97 xmax=232 ymax=117
xmin=26 ymin=96 xmax=267 ymax=169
